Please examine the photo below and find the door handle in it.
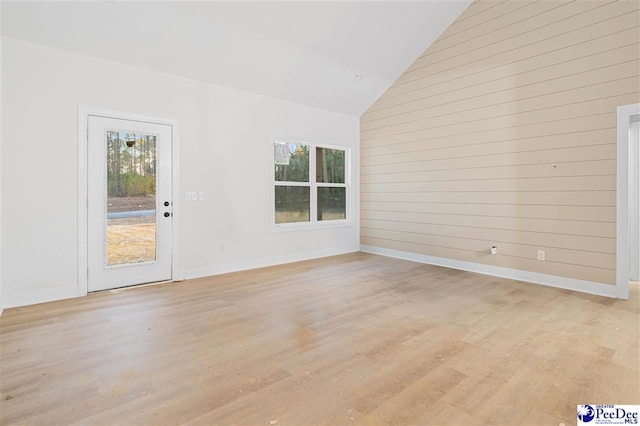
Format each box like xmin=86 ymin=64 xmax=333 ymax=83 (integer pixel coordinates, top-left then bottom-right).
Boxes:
xmin=164 ymin=212 xmax=171 ymax=218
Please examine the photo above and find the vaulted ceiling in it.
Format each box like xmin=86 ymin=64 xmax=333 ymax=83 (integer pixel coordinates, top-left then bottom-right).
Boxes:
xmin=1 ymin=1 xmax=470 ymax=116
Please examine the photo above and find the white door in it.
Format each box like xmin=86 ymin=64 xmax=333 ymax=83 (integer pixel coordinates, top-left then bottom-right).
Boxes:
xmin=88 ymin=116 xmax=173 ymax=291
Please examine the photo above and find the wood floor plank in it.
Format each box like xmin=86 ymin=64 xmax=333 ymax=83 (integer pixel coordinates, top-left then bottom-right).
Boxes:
xmin=1 ymin=253 xmax=638 ymax=425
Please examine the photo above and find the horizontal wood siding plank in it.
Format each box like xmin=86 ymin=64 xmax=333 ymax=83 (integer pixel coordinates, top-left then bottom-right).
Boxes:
xmin=361 ymin=144 xmax=616 ymax=174
xmin=360 ymin=202 xmax=616 ymax=222
xmin=360 ymin=175 xmax=615 ymax=194
xmin=360 ymin=160 xmax=615 ymax=184
xmin=360 ymin=210 xmax=615 ymax=239
xmin=361 ymin=129 xmax=616 ymax=160
xmin=360 ymin=191 xmax=615 ymax=207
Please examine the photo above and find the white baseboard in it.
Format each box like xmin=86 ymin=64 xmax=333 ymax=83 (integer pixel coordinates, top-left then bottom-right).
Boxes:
xmin=360 ymin=245 xmax=618 ymax=299
xmin=181 ymin=246 xmax=361 ymax=281
xmin=2 ymin=286 xmax=79 ymax=309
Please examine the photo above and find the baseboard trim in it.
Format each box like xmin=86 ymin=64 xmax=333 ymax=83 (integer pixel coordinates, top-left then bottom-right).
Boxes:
xmin=182 ymin=246 xmax=361 ymax=281
xmin=360 ymin=245 xmax=618 ymax=299
xmin=2 ymin=286 xmax=79 ymax=309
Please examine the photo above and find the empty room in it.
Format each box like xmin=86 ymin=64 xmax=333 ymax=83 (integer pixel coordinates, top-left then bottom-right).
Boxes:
xmin=1 ymin=0 xmax=639 ymax=425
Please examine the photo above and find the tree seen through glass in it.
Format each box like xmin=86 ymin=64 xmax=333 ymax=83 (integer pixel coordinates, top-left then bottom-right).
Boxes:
xmin=316 ymin=147 xmax=345 ymax=183
xmin=275 ymin=143 xmax=309 ymax=182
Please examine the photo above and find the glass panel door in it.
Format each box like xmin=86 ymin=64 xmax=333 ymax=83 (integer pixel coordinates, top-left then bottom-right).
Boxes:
xmin=88 ymin=115 xmax=172 ymax=292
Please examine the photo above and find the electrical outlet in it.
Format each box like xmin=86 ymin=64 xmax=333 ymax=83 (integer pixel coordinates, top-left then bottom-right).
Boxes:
xmin=537 ymin=250 xmax=546 ymax=261
xmin=491 ymin=246 xmax=497 ymax=255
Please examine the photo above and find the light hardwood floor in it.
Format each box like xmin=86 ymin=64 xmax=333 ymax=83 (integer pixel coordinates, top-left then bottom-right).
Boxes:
xmin=1 ymin=253 xmax=638 ymax=425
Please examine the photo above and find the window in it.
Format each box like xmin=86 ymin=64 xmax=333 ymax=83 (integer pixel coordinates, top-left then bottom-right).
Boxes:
xmin=274 ymin=141 xmax=348 ymax=226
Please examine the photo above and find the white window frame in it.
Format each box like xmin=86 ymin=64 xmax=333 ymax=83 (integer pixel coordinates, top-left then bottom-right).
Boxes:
xmin=272 ymin=139 xmax=351 ymax=231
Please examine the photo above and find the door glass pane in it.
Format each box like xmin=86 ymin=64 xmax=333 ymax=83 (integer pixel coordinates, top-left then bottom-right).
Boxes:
xmin=275 ymin=186 xmax=310 ymax=223
xmin=106 ymin=131 xmax=157 ymax=266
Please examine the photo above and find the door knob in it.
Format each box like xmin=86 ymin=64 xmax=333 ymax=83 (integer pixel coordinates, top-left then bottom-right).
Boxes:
xmin=164 ymin=201 xmax=170 ymax=207
xmin=164 ymin=212 xmax=171 ymax=217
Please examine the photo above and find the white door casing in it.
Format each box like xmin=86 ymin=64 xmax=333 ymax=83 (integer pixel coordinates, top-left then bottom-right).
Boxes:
xmin=629 ymin=118 xmax=639 ymax=282
xmin=616 ymin=103 xmax=640 ymax=299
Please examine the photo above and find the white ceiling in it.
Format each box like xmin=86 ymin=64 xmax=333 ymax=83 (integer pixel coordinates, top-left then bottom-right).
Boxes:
xmin=1 ymin=1 xmax=470 ymax=116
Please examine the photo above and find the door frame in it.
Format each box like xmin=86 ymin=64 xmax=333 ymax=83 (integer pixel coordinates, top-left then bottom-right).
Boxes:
xmin=77 ymin=106 xmax=181 ymax=296
xmin=630 ymin=117 xmax=640 ymax=282
xmin=616 ymin=103 xmax=640 ymax=300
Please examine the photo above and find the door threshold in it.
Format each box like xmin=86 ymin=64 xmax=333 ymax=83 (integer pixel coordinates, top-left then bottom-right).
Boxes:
xmin=108 ymin=279 xmax=175 ymax=293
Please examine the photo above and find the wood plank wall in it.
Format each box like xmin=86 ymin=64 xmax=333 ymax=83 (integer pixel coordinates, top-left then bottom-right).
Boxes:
xmin=360 ymin=0 xmax=640 ymax=285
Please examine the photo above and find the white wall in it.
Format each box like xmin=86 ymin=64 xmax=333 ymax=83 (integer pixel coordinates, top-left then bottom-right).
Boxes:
xmin=0 ymin=37 xmax=360 ymax=308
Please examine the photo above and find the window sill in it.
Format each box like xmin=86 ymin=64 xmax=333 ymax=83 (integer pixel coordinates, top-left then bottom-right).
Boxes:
xmin=271 ymin=218 xmax=353 ymax=232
